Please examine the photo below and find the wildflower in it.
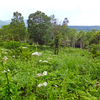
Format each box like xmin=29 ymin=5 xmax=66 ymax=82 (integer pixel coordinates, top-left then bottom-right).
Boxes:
xmin=22 ymin=47 xmax=27 ymax=49
xmin=8 ymin=69 xmax=10 ymax=71
xmin=37 ymin=84 xmax=43 ymax=87
xmin=55 ymin=85 xmax=58 ymax=87
xmin=32 ymin=52 xmax=38 ymax=56
xmin=43 ymin=71 xmax=47 ymax=76
xmin=42 ymin=60 xmax=48 ymax=63
xmin=2 ymin=51 xmax=8 ymax=54
xmin=3 ymin=56 xmax=8 ymax=60
xmin=32 ymin=52 xmax=42 ymax=56
xmin=38 ymin=53 xmax=42 ymax=56
xmin=39 ymin=60 xmax=42 ymax=62
xmin=43 ymin=82 xmax=47 ymax=86
xmin=2 ymin=70 xmax=7 ymax=73
xmin=37 ymin=73 xmax=42 ymax=77
xmin=12 ymin=55 xmax=15 ymax=58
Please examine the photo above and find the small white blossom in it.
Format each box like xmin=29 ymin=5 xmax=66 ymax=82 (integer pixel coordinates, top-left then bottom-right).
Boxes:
xmin=37 ymin=84 xmax=43 ymax=87
xmin=2 ymin=51 xmax=8 ymax=54
xmin=2 ymin=70 xmax=7 ymax=73
xmin=22 ymin=47 xmax=27 ymax=49
xmin=3 ymin=62 xmax=6 ymax=65
xmin=43 ymin=71 xmax=47 ymax=76
xmin=12 ymin=55 xmax=15 ymax=58
xmin=39 ymin=60 xmax=42 ymax=62
xmin=43 ymin=82 xmax=47 ymax=86
xmin=55 ymin=85 xmax=58 ymax=87
xmin=2 ymin=49 xmax=8 ymax=51
xmin=8 ymin=69 xmax=10 ymax=71
xmin=32 ymin=52 xmax=38 ymax=56
xmin=3 ymin=56 xmax=8 ymax=60
xmin=38 ymin=53 xmax=42 ymax=56
xmin=37 ymin=73 xmax=42 ymax=77
xmin=42 ymin=60 xmax=48 ymax=63
xmin=32 ymin=52 xmax=42 ymax=56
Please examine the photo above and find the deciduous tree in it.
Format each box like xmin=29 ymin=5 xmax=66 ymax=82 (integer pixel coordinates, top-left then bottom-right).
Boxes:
xmin=27 ymin=11 xmax=51 ymax=45
xmin=10 ymin=11 xmax=26 ymax=42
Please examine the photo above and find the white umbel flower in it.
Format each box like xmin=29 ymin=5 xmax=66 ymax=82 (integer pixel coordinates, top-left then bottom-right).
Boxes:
xmin=42 ymin=60 xmax=48 ymax=63
xmin=2 ymin=70 xmax=7 ymax=73
xmin=43 ymin=71 xmax=47 ymax=76
xmin=32 ymin=52 xmax=38 ymax=56
xmin=22 ymin=47 xmax=27 ymax=49
xmin=55 ymin=85 xmax=58 ymax=87
xmin=12 ymin=55 xmax=15 ymax=58
xmin=37 ymin=73 xmax=42 ymax=77
xmin=39 ymin=60 xmax=42 ymax=62
xmin=38 ymin=53 xmax=42 ymax=56
xmin=3 ymin=56 xmax=8 ymax=60
xmin=37 ymin=84 xmax=43 ymax=87
xmin=8 ymin=69 xmax=10 ymax=71
xmin=43 ymin=82 xmax=47 ymax=86
xmin=32 ymin=52 xmax=42 ymax=56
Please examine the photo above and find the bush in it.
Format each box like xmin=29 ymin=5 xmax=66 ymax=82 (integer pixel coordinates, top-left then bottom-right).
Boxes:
xmin=87 ymin=44 xmax=100 ymax=57
xmin=13 ymin=46 xmax=31 ymax=60
xmin=0 ymin=39 xmax=4 ymax=46
xmin=4 ymin=41 xmax=20 ymax=49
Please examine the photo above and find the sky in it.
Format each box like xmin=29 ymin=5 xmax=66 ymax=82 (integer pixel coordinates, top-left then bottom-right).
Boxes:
xmin=0 ymin=0 xmax=100 ymax=26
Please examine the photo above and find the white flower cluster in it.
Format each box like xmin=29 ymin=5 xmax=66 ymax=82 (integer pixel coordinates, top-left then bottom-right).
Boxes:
xmin=2 ymin=56 xmax=8 ymax=64
xmin=39 ymin=60 xmax=48 ymax=63
xmin=37 ymin=71 xmax=47 ymax=87
xmin=2 ymin=49 xmax=8 ymax=54
xmin=2 ymin=69 xmax=10 ymax=73
xmin=37 ymin=82 xmax=47 ymax=87
xmin=37 ymin=71 xmax=47 ymax=77
xmin=3 ymin=56 xmax=8 ymax=61
xmin=12 ymin=55 xmax=15 ymax=58
xmin=55 ymin=85 xmax=58 ymax=87
xmin=22 ymin=47 xmax=27 ymax=49
xmin=32 ymin=52 xmax=42 ymax=56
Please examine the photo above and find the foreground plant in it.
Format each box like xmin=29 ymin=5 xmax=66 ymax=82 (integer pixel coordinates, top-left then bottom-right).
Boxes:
xmin=1 ymin=56 xmax=11 ymax=100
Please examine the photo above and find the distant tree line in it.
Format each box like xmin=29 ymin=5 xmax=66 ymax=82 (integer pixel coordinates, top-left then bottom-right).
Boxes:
xmin=0 ymin=11 xmax=100 ymax=50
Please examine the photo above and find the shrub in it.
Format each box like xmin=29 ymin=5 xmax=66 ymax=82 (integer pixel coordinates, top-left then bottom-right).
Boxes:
xmin=87 ymin=44 xmax=100 ymax=58
xmin=4 ymin=41 xmax=20 ymax=49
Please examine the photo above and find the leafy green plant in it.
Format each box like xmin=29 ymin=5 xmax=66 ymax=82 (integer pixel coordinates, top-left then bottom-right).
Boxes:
xmin=4 ymin=41 xmax=20 ymax=49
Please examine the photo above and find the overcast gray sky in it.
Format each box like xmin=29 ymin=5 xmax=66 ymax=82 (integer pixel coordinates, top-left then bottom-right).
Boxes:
xmin=0 ymin=0 xmax=100 ymax=25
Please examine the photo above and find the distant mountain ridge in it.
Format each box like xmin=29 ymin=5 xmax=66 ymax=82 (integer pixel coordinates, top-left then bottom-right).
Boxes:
xmin=0 ymin=20 xmax=100 ymax=32
xmin=0 ymin=20 xmax=10 ymax=27
xmin=68 ymin=26 xmax=100 ymax=32
xmin=0 ymin=19 xmax=27 ymax=27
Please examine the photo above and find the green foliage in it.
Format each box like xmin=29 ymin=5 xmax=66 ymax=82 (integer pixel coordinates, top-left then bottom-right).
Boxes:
xmin=87 ymin=44 xmax=100 ymax=58
xmin=0 ymin=25 xmax=12 ymax=41
xmin=0 ymin=43 xmax=100 ymax=99
xmin=17 ymin=46 xmax=31 ymax=60
xmin=4 ymin=41 xmax=20 ymax=49
xmin=90 ymin=30 xmax=100 ymax=45
xmin=10 ymin=11 xmax=26 ymax=42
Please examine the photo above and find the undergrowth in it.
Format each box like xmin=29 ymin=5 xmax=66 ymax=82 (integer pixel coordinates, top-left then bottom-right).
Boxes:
xmin=0 ymin=45 xmax=100 ymax=100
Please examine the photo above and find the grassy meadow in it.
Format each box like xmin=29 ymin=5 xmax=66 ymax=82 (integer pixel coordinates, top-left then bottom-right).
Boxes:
xmin=0 ymin=42 xmax=100 ymax=100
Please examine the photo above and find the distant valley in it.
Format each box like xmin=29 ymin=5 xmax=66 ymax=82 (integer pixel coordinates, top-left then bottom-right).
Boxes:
xmin=0 ymin=20 xmax=100 ymax=32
